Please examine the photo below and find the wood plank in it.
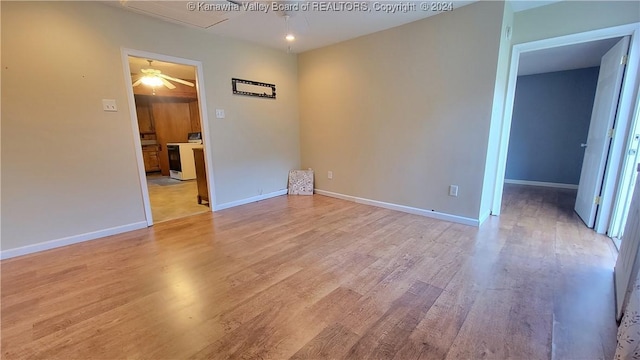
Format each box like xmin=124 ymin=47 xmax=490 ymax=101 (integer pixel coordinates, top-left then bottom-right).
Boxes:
xmin=345 ymin=281 xmax=443 ymax=359
xmin=290 ymin=323 xmax=360 ymax=360
xmin=189 ymin=100 xmax=201 ymax=132
xmin=0 ymin=186 xmax=620 ymax=360
xmin=393 ymin=262 xmax=481 ymax=360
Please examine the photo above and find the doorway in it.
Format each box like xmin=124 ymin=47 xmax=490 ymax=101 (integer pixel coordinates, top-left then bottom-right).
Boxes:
xmin=122 ymin=50 xmax=215 ymax=225
xmin=492 ymin=23 xmax=640 ymax=237
xmin=503 ymin=37 xmax=623 ymax=226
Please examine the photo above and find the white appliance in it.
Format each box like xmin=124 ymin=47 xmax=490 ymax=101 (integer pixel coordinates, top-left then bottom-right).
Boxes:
xmin=167 ymin=142 xmax=203 ymax=180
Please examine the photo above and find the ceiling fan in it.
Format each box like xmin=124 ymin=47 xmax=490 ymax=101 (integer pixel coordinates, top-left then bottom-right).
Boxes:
xmin=132 ymin=60 xmax=194 ymax=90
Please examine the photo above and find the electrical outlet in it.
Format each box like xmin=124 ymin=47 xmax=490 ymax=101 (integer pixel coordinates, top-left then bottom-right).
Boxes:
xmin=328 ymin=171 xmax=333 ymax=179
xmin=102 ymin=99 xmax=117 ymax=112
xmin=215 ymin=109 xmax=225 ymax=119
xmin=449 ymin=185 xmax=459 ymax=197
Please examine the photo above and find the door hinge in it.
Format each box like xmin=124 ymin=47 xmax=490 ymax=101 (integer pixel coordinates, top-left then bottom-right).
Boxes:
xmin=608 ymin=128 xmax=615 ymax=139
xmin=594 ymin=196 xmax=601 ymax=205
xmin=621 ymin=55 xmax=628 ymax=65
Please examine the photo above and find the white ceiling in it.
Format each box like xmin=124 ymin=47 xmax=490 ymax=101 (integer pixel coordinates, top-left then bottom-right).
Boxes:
xmin=518 ymin=37 xmax=621 ymax=76
xmin=112 ymin=0 xmax=560 ymax=53
xmin=119 ymin=0 xmax=607 ymax=78
xmin=509 ymin=0 xmax=559 ymax=12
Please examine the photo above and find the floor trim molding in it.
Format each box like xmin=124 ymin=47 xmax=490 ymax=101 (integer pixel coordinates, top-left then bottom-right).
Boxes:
xmin=0 ymin=221 xmax=148 ymax=260
xmin=314 ymin=189 xmax=479 ymax=226
xmin=504 ymin=179 xmax=579 ymax=190
xmin=479 ymin=210 xmax=492 ymax=226
xmin=214 ymin=189 xmax=288 ymax=211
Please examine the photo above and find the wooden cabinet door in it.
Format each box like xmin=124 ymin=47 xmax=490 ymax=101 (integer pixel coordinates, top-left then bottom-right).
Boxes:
xmin=152 ymin=100 xmax=192 ymax=176
xmin=189 ymin=100 xmax=201 ymax=132
xmin=142 ymin=148 xmax=160 ymax=172
xmin=135 ymin=97 xmax=155 ymax=133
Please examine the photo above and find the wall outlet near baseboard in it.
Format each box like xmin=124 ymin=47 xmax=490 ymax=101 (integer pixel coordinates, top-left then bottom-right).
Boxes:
xmin=328 ymin=171 xmax=333 ymax=179
xmin=449 ymin=185 xmax=459 ymax=197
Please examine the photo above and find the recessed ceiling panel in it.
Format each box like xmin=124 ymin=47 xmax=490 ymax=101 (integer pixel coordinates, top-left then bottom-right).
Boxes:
xmin=121 ymin=1 xmax=244 ymax=28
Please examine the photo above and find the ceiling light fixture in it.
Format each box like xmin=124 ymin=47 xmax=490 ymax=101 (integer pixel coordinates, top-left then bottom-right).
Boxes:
xmin=138 ymin=60 xmax=164 ymax=89
xmin=132 ymin=59 xmax=195 ymax=95
xmin=284 ymin=15 xmax=295 ymax=42
xmin=140 ymin=74 xmax=163 ymax=87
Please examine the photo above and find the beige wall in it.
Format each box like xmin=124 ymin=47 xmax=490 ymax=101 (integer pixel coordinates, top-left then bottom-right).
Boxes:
xmin=1 ymin=1 xmax=300 ymax=251
xmin=298 ymin=1 xmax=505 ymax=220
xmin=513 ymin=1 xmax=640 ymax=44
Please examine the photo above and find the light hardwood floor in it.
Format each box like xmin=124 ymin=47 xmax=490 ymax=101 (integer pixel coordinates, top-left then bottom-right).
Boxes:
xmin=1 ymin=184 xmax=618 ymax=359
xmin=147 ymin=174 xmax=209 ymax=223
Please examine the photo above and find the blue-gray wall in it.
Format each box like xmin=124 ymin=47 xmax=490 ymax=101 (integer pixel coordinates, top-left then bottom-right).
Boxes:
xmin=505 ymin=67 xmax=600 ymax=185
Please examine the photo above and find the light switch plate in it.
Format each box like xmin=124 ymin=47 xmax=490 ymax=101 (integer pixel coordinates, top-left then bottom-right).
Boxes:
xmin=216 ymin=109 xmax=225 ymax=119
xmin=102 ymin=99 xmax=117 ymax=112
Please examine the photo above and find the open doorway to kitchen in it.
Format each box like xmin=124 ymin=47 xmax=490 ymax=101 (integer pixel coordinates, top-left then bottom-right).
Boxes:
xmin=122 ymin=50 xmax=215 ymax=225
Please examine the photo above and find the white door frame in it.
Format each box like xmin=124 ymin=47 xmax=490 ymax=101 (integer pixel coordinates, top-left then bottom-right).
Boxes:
xmin=120 ymin=48 xmax=216 ymax=226
xmin=609 ymin=102 xmax=640 ymax=239
xmin=491 ymin=23 xmax=640 ymax=235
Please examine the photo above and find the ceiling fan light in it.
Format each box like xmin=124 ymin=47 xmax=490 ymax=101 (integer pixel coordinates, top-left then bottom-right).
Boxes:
xmin=285 ymin=33 xmax=295 ymax=41
xmin=141 ymin=75 xmax=163 ymax=87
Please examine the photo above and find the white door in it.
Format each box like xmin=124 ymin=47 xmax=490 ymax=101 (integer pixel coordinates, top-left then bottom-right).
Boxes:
xmin=575 ymin=36 xmax=630 ymax=227
xmin=615 ymin=166 xmax=640 ymax=320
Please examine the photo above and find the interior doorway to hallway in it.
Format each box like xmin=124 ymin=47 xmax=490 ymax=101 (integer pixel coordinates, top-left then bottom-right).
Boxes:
xmin=492 ymin=23 xmax=640 ymax=241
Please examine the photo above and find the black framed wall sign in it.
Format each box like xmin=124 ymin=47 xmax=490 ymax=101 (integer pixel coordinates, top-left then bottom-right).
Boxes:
xmin=231 ymin=78 xmax=276 ymax=99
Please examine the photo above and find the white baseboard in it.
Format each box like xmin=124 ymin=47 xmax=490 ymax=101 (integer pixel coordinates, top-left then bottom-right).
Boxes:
xmin=314 ymin=189 xmax=479 ymax=227
xmin=479 ymin=210 xmax=492 ymax=226
xmin=214 ymin=189 xmax=288 ymax=211
xmin=504 ymin=179 xmax=578 ymax=190
xmin=0 ymin=221 xmax=148 ymax=260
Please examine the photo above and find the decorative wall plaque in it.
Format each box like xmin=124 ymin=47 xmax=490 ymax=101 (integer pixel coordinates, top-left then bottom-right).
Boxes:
xmin=288 ymin=170 xmax=314 ymax=195
xmin=232 ymin=78 xmax=276 ymax=99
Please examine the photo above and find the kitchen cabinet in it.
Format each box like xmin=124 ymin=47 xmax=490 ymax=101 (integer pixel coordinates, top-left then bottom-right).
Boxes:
xmin=152 ymin=100 xmax=193 ymax=176
xmin=135 ymin=97 xmax=155 ymax=133
xmin=134 ymin=95 xmax=202 ymax=176
xmin=189 ymin=100 xmax=201 ymax=133
xmin=142 ymin=145 xmax=160 ymax=172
